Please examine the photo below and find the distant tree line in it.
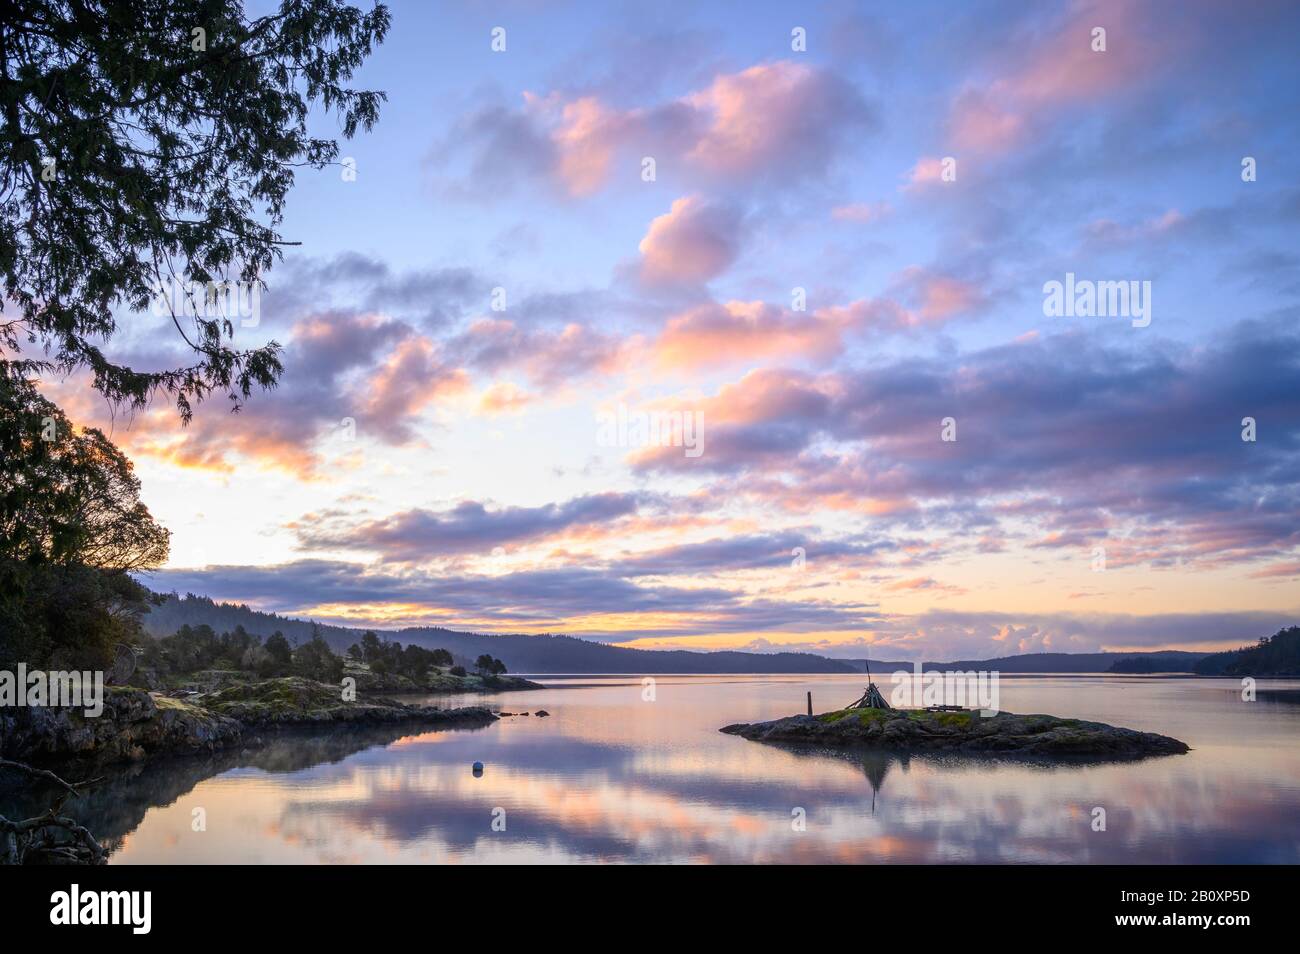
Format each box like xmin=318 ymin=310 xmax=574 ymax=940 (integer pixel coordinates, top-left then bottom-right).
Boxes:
xmin=344 ymin=633 xmax=507 ymax=680
xmin=1194 ymin=626 xmax=1300 ymax=677
xmin=142 ymin=593 xmax=358 ymax=646
xmin=139 ymin=623 xmax=342 ymax=683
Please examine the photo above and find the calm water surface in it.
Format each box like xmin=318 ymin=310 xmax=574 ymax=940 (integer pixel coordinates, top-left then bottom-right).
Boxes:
xmin=71 ymin=675 xmax=1300 ymax=863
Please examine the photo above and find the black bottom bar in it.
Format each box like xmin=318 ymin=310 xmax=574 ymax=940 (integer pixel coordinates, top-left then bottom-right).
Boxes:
xmin=0 ymin=864 xmax=1280 ymax=938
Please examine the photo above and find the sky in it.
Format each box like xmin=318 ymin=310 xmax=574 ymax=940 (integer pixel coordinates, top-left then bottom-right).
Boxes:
xmin=38 ymin=0 xmax=1300 ymax=660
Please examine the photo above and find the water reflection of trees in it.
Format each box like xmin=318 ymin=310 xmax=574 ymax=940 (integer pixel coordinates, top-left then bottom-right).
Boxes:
xmin=0 ymin=725 xmax=487 ymax=857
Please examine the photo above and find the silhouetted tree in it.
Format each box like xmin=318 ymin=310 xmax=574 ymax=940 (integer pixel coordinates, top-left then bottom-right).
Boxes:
xmin=0 ymin=368 xmax=168 ymax=667
xmin=1 ymin=0 xmax=390 ymax=418
xmin=293 ymin=625 xmax=343 ymax=683
xmin=1 ymin=368 xmax=169 ymax=570
xmin=264 ymin=631 xmax=293 ymax=670
xmin=359 ymin=631 xmax=384 ymax=664
xmin=475 ymin=654 xmax=507 ymax=676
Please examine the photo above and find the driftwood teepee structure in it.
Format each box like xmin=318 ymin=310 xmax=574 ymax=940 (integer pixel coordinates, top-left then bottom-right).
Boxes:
xmin=846 ymin=659 xmax=893 ymax=710
xmin=847 ymin=683 xmax=892 ymax=710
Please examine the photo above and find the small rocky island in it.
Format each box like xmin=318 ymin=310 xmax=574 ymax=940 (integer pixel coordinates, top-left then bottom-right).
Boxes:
xmin=721 ymin=707 xmax=1189 ymax=758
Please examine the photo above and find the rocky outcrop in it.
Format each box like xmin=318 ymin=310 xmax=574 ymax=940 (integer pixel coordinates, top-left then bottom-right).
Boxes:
xmin=201 ymin=677 xmax=497 ymax=728
xmin=153 ymin=667 xmax=544 ymax=696
xmin=1 ymin=678 xmax=498 ymax=768
xmin=720 ymin=708 xmax=1188 ymax=758
xmin=349 ymin=668 xmax=543 ymax=694
xmin=1 ymin=687 xmax=242 ymax=765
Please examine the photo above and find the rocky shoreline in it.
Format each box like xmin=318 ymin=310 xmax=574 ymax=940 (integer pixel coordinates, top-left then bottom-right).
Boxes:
xmin=721 ymin=707 xmax=1189 ymax=758
xmin=0 ymin=677 xmax=501 ymax=769
xmin=146 ymin=666 xmax=544 ymax=696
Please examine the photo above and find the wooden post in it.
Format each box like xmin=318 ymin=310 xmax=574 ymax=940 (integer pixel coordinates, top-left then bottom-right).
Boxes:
xmin=807 ymin=691 xmax=812 ymax=715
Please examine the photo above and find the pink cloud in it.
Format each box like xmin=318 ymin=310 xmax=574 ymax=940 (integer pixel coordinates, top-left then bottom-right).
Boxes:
xmin=654 ymin=300 xmax=847 ymax=369
xmin=681 ymin=61 xmax=872 ymax=178
xmin=621 ymin=367 xmax=834 ymax=470
xmin=1005 ymin=9 xmax=1145 ymax=105
xmin=648 ymin=271 xmax=987 ymax=372
xmin=903 ymin=156 xmax=952 ymax=192
xmin=884 ymin=576 xmax=966 ymax=595
xmin=637 ymin=196 xmax=744 ymax=286
xmin=701 ymin=368 xmax=839 ymax=427
xmin=362 ymin=336 xmax=470 ymax=441
xmin=38 ymin=312 xmax=470 ymax=478
xmin=831 ymin=201 xmax=890 ymax=223
xmin=948 ymin=90 xmax=1025 ymax=151
xmin=911 ymin=273 xmax=984 ymax=322
xmin=1249 ymin=561 xmax=1300 ymax=580
xmin=484 ymin=61 xmax=872 ymax=198
xmin=947 ymin=3 xmax=1168 ymax=155
xmin=1085 ymin=208 xmax=1185 ymax=245
xmin=885 ymin=267 xmax=987 ymax=323
xmin=449 ymin=318 xmax=627 ymax=388
xmin=536 ymin=94 xmax=636 ymax=197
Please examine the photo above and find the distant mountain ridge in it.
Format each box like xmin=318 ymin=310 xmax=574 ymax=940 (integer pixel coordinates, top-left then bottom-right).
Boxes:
xmin=140 ymin=594 xmax=856 ymax=674
xmin=844 ymin=650 xmax=1210 ymax=674
xmin=142 ymin=594 xmax=1218 ymax=675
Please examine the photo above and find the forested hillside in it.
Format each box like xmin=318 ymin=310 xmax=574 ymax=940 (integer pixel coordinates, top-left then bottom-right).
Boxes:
xmin=1194 ymin=627 xmax=1300 ymax=676
xmin=142 ymin=594 xmax=857 ymax=673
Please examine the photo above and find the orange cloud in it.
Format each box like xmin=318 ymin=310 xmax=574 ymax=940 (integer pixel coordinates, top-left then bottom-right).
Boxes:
xmin=478 ymin=381 xmax=533 ymax=415
xmin=649 ymin=276 xmax=980 ymax=373
xmin=654 ymin=300 xmax=853 ymax=370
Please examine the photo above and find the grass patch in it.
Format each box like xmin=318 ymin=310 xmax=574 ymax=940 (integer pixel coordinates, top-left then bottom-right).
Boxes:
xmin=904 ymin=709 xmax=974 ymax=728
xmin=152 ymin=695 xmax=198 ymax=711
xmin=815 ymin=708 xmax=895 ymax=725
xmin=932 ymin=711 xmax=973 ymax=728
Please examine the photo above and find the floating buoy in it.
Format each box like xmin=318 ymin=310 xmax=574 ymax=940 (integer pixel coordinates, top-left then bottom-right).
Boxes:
xmin=472 ymin=761 xmax=484 ymax=775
